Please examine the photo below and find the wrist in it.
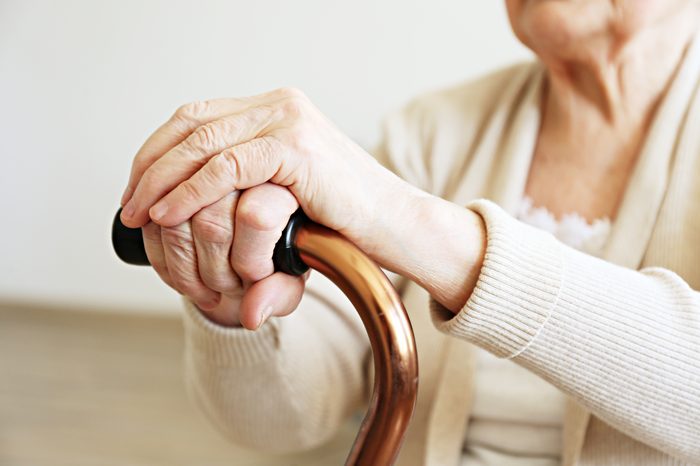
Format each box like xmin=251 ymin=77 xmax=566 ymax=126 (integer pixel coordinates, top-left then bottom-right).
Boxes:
xmin=380 ymin=190 xmax=486 ymax=313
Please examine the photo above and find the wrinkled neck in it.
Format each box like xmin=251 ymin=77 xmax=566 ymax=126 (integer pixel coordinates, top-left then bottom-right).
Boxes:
xmin=543 ymin=6 xmax=699 ymax=129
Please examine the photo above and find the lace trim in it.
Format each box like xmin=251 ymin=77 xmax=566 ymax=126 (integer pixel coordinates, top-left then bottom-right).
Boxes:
xmin=517 ymin=197 xmax=612 ymax=258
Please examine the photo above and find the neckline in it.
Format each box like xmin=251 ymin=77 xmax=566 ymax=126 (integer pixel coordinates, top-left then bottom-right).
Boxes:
xmin=518 ymin=196 xmax=612 ymax=257
xmin=518 ymin=196 xmax=611 ymax=226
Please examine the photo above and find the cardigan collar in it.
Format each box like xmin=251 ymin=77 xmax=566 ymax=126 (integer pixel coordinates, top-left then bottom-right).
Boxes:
xmin=604 ymin=32 xmax=700 ymax=269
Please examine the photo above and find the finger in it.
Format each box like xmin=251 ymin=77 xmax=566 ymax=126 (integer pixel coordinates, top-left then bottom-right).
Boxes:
xmin=121 ymin=95 xmax=268 ymax=207
xmin=231 ymin=183 xmax=299 ymax=283
xmin=120 ymin=106 xmax=284 ymax=228
xmin=142 ymin=221 xmax=176 ymax=289
xmin=120 ymin=87 xmax=302 ymax=226
xmin=121 ymin=119 xmax=194 ymax=207
xmin=192 ymin=192 xmax=242 ymax=293
xmin=149 ymin=137 xmax=286 ymax=227
xmin=161 ymin=221 xmax=221 ymax=310
xmin=238 ymin=271 xmax=306 ymax=330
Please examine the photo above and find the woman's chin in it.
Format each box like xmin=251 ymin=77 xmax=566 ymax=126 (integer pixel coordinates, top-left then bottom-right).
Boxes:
xmin=508 ymin=0 xmax=693 ymax=62
xmin=513 ymin=0 xmax=612 ymax=59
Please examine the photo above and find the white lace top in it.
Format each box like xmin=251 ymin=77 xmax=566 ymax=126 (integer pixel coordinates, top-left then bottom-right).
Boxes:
xmin=461 ymin=198 xmax=612 ymax=466
xmin=516 ymin=197 xmax=611 ymax=257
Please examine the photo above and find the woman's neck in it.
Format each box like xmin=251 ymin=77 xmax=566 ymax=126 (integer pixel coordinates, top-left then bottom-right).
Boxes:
xmin=526 ymin=6 xmax=699 ymax=221
xmin=542 ymin=7 xmax=699 ymax=157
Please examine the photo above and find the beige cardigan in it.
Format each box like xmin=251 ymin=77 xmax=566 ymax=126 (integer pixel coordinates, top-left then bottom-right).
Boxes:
xmin=182 ymin=34 xmax=700 ymax=465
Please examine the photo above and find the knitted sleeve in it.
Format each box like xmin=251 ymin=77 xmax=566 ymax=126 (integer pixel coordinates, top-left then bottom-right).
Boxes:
xmin=431 ymin=199 xmax=700 ymax=463
xmin=183 ymin=271 xmax=370 ymax=453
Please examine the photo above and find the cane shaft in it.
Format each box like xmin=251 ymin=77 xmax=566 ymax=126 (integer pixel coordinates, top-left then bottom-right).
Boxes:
xmin=295 ymin=223 xmax=418 ymax=466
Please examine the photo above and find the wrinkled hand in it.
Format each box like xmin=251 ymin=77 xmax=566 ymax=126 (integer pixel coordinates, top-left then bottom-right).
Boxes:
xmin=142 ymin=183 xmax=309 ymax=329
xmin=120 ymin=87 xmax=409 ymax=253
xmin=120 ymin=88 xmax=420 ymax=326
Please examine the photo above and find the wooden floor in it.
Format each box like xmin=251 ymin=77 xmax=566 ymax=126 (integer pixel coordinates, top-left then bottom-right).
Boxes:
xmin=0 ymin=303 xmax=358 ymax=465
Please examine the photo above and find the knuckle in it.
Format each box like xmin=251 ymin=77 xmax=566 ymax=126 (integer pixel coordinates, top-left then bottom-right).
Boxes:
xmin=273 ymin=87 xmax=310 ymax=120
xmin=173 ymin=100 xmax=209 ymax=124
xmin=263 ymin=184 xmax=297 ymax=208
xmin=180 ymin=179 xmax=205 ymax=201
xmin=168 ymin=269 xmax=204 ymax=297
xmin=172 ymin=276 xmax=200 ymax=297
xmin=237 ymin=195 xmax=283 ymax=232
xmin=130 ymin=154 xmax=146 ymax=175
xmin=216 ymin=115 xmax=241 ymax=136
xmin=142 ymin=224 xmax=162 ymax=243
xmin=192 ymin=213 xmax=233 ymax=245
xmin=139 ymin=167 xmax=159 ymax=191
xmin=161 ymin=225 xmax=194 ymax=251
xmin=200 ymin=271 xmax=238 ymax=293
xmin=187 ymin=122 xmax=218 ymax=152
xmin=279 ymin=96 xmax=306 ymax=120
xmin=231 ymin=253 xmax=270 ymax=283
xmin=277 ymin=86 xmax=306 ymax=100
xmin=217 ymin=149 xmax=241 ymax=180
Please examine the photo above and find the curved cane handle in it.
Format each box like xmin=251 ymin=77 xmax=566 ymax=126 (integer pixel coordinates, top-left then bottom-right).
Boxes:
xmin=111 ymin=208 xmax=418 ymax=466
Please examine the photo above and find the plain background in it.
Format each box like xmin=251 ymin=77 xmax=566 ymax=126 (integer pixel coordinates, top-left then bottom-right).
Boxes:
xmin=0 ymin=0 xmax=532 ymax=314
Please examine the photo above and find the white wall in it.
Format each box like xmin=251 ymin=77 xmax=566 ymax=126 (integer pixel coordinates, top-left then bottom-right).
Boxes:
xmin=0 ymin=0 xmax=531 ymax=313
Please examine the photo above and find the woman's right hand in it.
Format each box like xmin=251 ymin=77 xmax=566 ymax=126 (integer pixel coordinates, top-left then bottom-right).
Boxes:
xmin=142 ymin=182 xmax=309 ymax=329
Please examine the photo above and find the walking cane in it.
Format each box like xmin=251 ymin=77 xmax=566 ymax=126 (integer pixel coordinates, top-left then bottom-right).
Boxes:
xmin=112 ymin=208 xmax=419 ymax=466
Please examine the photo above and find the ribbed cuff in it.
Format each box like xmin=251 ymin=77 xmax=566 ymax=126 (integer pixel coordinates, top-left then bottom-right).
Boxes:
xmin=430 ymin=199 xmax=564 ymax=358
xmin=182 ymin=298 xmax=281 ymax=366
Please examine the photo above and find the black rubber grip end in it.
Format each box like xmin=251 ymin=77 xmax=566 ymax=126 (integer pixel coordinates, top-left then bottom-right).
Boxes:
xmin=112 ymin=207 xmax=151 ymax=266
xmin=272 ymin=208 xmax=310 ymax=276
xmin=112 ymin=206 xmax=310 ymax=275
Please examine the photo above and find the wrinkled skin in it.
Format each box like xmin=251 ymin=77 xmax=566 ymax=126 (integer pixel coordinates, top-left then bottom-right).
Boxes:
xmin=119 ymin=88 xmax=433 ymax=328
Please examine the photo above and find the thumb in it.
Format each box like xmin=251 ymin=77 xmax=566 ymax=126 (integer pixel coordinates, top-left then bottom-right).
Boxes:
xmin=238 ymin=271 xmax=306 ymax=330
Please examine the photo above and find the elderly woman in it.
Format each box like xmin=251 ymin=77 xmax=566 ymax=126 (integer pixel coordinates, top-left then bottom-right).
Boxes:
xmin=119 ymin=1 xmax=700 ymax=464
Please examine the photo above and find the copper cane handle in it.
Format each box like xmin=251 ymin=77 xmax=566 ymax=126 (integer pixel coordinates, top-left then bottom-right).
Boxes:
xmin=111 ymin=208 xmax=419 ymax=465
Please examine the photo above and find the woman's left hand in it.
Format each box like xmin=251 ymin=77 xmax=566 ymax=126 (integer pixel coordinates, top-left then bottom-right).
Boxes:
xmin=120 ymin=87 xmax=416 ymax=266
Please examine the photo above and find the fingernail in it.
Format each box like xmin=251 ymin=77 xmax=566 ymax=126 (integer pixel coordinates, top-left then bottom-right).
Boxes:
xmin=120 ymin=186 xmax=133 ymax=206
xmin=256 ymin=305 xmax=272 ymax=329
xmin=121 ymin=200 xmax=135 ymax=219
xmin=150 ymin=202 xmax=168 ymax=221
